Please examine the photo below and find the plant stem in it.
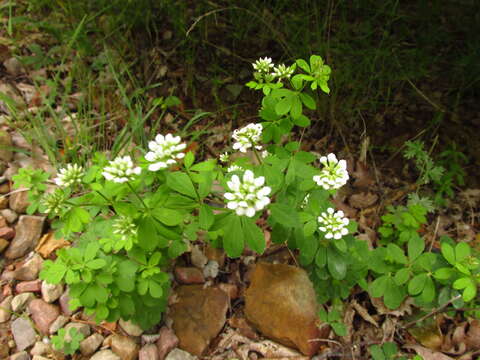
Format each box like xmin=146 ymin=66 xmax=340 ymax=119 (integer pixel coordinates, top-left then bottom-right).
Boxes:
xmin=252 ymin=147 xmax=263 ymax=165
xmin=184 ymin=167 xmax=202 ymax=203
xmin=126 ymin=182 xmax=149 ymax=211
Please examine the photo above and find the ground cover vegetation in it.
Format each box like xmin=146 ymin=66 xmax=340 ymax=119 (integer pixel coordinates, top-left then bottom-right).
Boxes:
xmin=1 ymin=0 xmax=480 ymax=358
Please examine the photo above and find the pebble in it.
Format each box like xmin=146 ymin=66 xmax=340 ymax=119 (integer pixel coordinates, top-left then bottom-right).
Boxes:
xmin=0 ymin=226 xmax=14 ymax=239
xmin=111 ymin=334 xmax=139 ymax=360
xmin=10 ymin=351 xmax=30 ymax=360
xmin=8 ymin=188 xmax=29 ymax=214
xmin=64 ymin=322 xmax=91 ymax=339
xmin=41 ymin=281 xmax=63 ymax=303
xmin=156 ymin=327 xmax=179 ymax=360
xmin=28 ymin=299 xmax=60 ymax=335
xmin=5 ymin=216 xmax=45 ymax=259
xmin=165 ymin=349 xmax=197 ymax=360
xmin=3 ymin=57 xmax=23 ymax=76
xmin=1 ymin=208 xmax=18 ymax=223
xmin=59 ymin=289 xmax=75 ymax=315
xmin=11 ymin=317 xmax=37 ymax=351
xmin=0 ymin=295 xmax=13 ymax=322
xmin=11 ymin=292 xmax=35 ymax=312
xmin=30 ymin=341 xmax=51 ymax=356
xmin=80 ymin=333 xmax=104 ymax=356
xmin=16 ymin=279 xmax=42 ymax=293
xmin=32 ymin=356 xmax=50 ymax=360
xmin=174 ymin=267 xmax=205 ymax=284
xmin=139 ymin=344 xmax=159 ymax=360
xmin=119 ymin=318 xmax=143 ymax=336
xmin=91 ymin=350 xmax=121 ymax=360
xmin=13 ymin=253 xmax=43 ymax=281
xmin=48 ymin=314 xmax=69 ymax=334
xmin=0 ymin=130 xmax=12 ymax=162
xmin=0 ymin=238 xmax=8 ymax=253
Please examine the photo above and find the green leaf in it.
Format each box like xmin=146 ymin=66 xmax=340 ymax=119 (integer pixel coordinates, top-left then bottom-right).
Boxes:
xmin=241 ymin=217 xmax=265 ymax=254
xmin=296 ymin=59 xmax=310 ymax=72
xmin=384 ymin=277 xmax=406 ymax=309
xmin=291 ymin=74 xmax=303 ymax=90
xmin=299 ymin=93 xmax=316 ymax=110
xmin=463 ymin=283 xmax=477 ymax=302
xmin=370 ymin=275 xmax=388 ymax=298
xmin=184 ymin=151 xmax=194 ymax=169
xmin=149 ymin=280 xmax=164 ymax=298
xmin=86 ymin=259 xmax=106 ymax=270
xmin=387 ymin=243 xmax=407 ymax=264
xmin=191 ymin=159 xmax=216 ymax=172
xmin=290 ymin=96 xmax=302 ymax=119
xmin=223 ymin=215 xmax=244 ymax=258
xmin=408 ymin=236 xmax=425 ymax=262
xmin=455 ymin=242 xmax=471 ymax=262
xmin=408 ymin=273 xmax=427 ymax=295
xmin=152 ymin=208 xmax=183 ymax=226
xmin=270 ymin=203 xmax=299 ymax=228
xmin=199 ymin=204 xmax=214 ymax=230
xmin=327 ymin=246 xmax=347 ymax=280
xmin=168 ymin=239 xmax=188 ymax=258
xmin=453 ymin=277 xmax=472 ymax=290
xmin=304 ymin=219 xmax=317 ymax=237
xmin=441 ymin=242 xmax=455 ymax=265
xmin=40 ymin=260 xmax=67 ymax=284
xmin=275 ymin=96 xmax=292 ymax=116
xmin=420 ymin=276 xmax=435 ymax=303
xmin=369 ymin=345 xmax=385 ymax=360
xmin=166 ymin=172 xmax=197 ymax=198
xmin=394 ymin=268 xmax=410 ymax=286
xmin=434 ymin=267 xmax=454 ymax=280
xmin=315 ymin=246 xmax=327 ymax=267
xmin=292 ymin=114 xmax=311 ymax=127
xmin=137 ymin=216 xmax=157 ymax=252
xmin=331 ymin=322 xmax=347 ymax=337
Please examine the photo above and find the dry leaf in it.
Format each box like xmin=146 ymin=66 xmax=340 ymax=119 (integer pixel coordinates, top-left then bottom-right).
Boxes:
xmin=466 ymin=320 xmax=480 ymax=349
xmin=349 ymin=192 xmax=379 ymax=209
xmin=35 ymin=232 xmax=70 ymax=258
xmin=370 ymin=297 xmax=414 ymax=317
xmin=351 ymin=299 xmax=378 ymax=328
xmin=352 ymin=161 xmax=375 ymax=189
xmin=404 ymin=344 xmax=454 ymax=360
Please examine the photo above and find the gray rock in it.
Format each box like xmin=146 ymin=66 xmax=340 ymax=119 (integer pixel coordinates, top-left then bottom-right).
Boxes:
xmin=80 ymin=333 xmax=104 ymax=356
xmin=0 ymin=130 xmax=12 ymax=162
xmin=1 ymin=209 xmax=18 ymax=224
xmin=119 ymin=318 xmax=143 ymax=336
xmin=139 ymin=344 xmax=159 ymax=360
xmin=48 ymin=315 xmax=69 ymax=335
xmin=5 ymin=216 xmax=45 ymax=259
xmin=9 ymin=351 xmax=30 ymax=360
xmin=3 ymin=57 xmax=23 ymax=76
xmin=165 ymin=349 xmax=197 ymax=360
xmin=64 ymin=322 xmax=91 ymax=340
xmin=11 ymin=317 xmax=37 ymax=351
xmin=30 ymin=341 xmax=50 ymax=356
xmin=11 ymin=292 xmax=35 ymax=312
xmin=12 ymin=253 xmax=43 ymax=281
xmin=90 ymin=350 xmax=121 ymax=360
xmin=41 ymin=282 xmax=63 ymax=303
xmin=9 ymin=188 xmax=29 ymax=214
xmin=0 ymin=295 xmax=13 ymax=322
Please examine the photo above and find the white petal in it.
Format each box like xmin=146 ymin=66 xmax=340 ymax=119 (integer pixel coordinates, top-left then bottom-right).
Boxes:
xmin=325 ymin=232 xmax=333 ymax=239
xmin=327 ymin=153 xmax=337 ymax=163
xmin=224 ymin=193 xmax=235 ymax=200
xmin=227 ymin=201 xmax=238 ymax=209
xmin=245 ymin=207 xmax=256 ymax=217
xmin=254 ymin=176 xmax=265 ymax=187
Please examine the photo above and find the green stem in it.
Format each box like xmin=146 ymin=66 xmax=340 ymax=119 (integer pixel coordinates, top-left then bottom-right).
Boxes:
xmin=252 ymin=147 xmax=263 ymax=165
xmin=184 ymin=167 xmax=202 ymax=203
xmin=126 ymin=182 xmax=149 ymax=211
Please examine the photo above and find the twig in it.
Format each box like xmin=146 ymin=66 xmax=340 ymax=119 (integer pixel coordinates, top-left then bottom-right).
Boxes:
xmin=402 ymin=295 xmax=462 ymax=329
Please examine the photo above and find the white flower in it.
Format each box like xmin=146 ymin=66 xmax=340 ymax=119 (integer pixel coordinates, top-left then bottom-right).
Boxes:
xmin=224 ymin=170 xmax=271 ymax=217
xmin=232 ymin=123 xmax=263 ymax=153
xmin=145 ymin=133 xmax=186 ymax=171
xmin=318 ymin=207 xmax=349 ymax=240
xmin=42 ymin=189 xmax=65 ymax=215
xmin=272 ymin=64 xmax=295 ymax=80
xmin=313 ymin=153 xmax=349 ymax=190
xmin=102 ymin=156 xmax=141 ymax=183
xmin=220 ymin=152 xmax=230 ymax=162
xmin=54 ymin=164 xmax=84 ymax=187
xmin=227 ymin=165 xmax=243 ymax=172
xmin=252 ymin=57 xmax=274 ymax=73
xmin=113 ymin=216 xmax=137 ymax=241
xmin=301 ymin=193 xmax=310 ymax=209
xmin=261 ymin=150 xmax=270 ymax=158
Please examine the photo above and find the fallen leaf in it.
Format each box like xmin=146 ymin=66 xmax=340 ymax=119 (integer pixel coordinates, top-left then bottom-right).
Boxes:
xmin=35 ymin=232 xmax=70 ymax=258
xmin=404 ymin=344 xmax=454 ymax=360
xmin=349 ymin=192 xmax=379 ymax=209
xmin=351 ymin=299 xmax=379 ymax=328
xmin=352 ymin=161 xmax=375 ymax=189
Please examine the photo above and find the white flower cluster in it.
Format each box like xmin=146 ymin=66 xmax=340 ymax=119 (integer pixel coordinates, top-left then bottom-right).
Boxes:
xmin=232 ymin=123 xmax=263 ymax=153
xmin=318 ymin=208 xmax=349 ymax=239
xmin=54 ymin=164 xmax=84 ymax=187
xmin=145 ymin=134 xmax=186 ymax=171
xmin=227 ymin=165 xmax=243 ymax=173
xmin=272 ymin=64 xmax=295 ymax=80
xmin=252 ymin=57 xmax=274 ymax=73
xmin=102 ymin=156 xmax=141 ymax=183
xmin=224 ymin=170 xmax=271 ymax=217
xmin=219 ymin=152 xmax=230 ymax=163
xmin=313 ymin=153 xmax=349 ymax=190
xmin=112 ymin=216 xmax=137 ymax=241
xmin=42 ymin=189 xmax=65 ymax=215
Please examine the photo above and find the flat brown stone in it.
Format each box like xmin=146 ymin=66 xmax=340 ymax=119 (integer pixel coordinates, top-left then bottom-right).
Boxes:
xmin=170 ymin=285 xmax=229 ymax=356
xmin=28 ymin=299 xmax=60 ymax=335
xmin=244 ymin=263 xmax=324 ymax=356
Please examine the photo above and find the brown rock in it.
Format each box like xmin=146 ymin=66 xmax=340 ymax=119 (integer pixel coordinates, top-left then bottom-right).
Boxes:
xmin=0 ymin=130 xmax=12 ymax=162
xmin=1 ymin=209 xmax=18 ymax=224
xmin=5 ymin=216 xmax=45 ymax=259
xmin=0 ymin=196 xmax=8 ymax=209
xmin=59 ymin=289 xmax=75 ymax=315
xmin=0 ymin=216 xmax=7 ymax=227
xmin=11 ymin=317 xmax=36 ymax=351
xmin=0 ymin=295 xmax=13 ymax=322
xmin=28 ymin=299 xmax=60 ymax=335
xmin=174 ymin=267 xmax=205 ymax=284
xmin=171 ymin=285 xmax=228 ymax=356
xmin=244 ymin=263 xmax=323 ymax=356
xmin=0 ymin=238 xmax=8 ymax=253
xmin=218 ymin=283 xmax=239 ymax=300
xmin=111 ymin=335 xmax=139 ymax=360
xmin=156 ymin=327 xmax=179 ymax=360
xmin=349 ymin=192 xmax=378 ymax=209
xmin=13 ymin=253 xmax=43 ymax=281
xmin=16 ymin=280 xmax=42 ymax=293
xmin=0 ymin=226 xmax=15 ymax=240
xmin=9 ymin=188 xmax=29 ymax=214
xmin=80 ymin=333 xmax=104 ymax=356
xmin=139 ymin=344 xmax=159 ymax=360
xmin=205 ymin=245 xmax=225 ymax=267
xmin=0 ymin=183 xmax=9 ymax=194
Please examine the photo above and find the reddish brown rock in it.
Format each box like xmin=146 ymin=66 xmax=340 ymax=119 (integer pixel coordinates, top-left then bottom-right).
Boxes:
xmin=16 ymin=280 xmax=42 ymax=293
xmin=156 ymin=327 xmax=179 ymax=360
xmin=174 ymin=267 xmax=205 ymax=284
xmin=244 ymin=263 xmax=324 ymax=356
xmin=0 ymin=226 xmax=14 ymax=240
xmin=28 ymin=299 xmax=60 ymax=335
xmin=170 ymin=285 xmax=229 ymax=356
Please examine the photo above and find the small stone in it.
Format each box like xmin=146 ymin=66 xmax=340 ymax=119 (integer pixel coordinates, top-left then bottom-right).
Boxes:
xmin=205 ymin=245 xmax=225 ymax=267
xmin=202 ymin=261 xmax=219 ymax=279
xmin=49 ymin=315 xmax=69 ymax=334
xmin=30 ymin=341 xmax=51 ymax=356
xmin=119 ymin=318 xmax=143 ymax=336
xmin=156 ymin=327 xmax=179 ymax=360
xmin=13 ymin=253 xmax=43 ymax=281
xmin=0 ymin=295 xmax=13 ymax=322
xmin=9 ymin=188 xmax=29 ymax=214
xmin=80 ymin=333 xmax=104 ymax=356
xmin=0 ymin=342 xmax=9 ymax=358
xmin=1 ymin=209 xmax=18 ymax=224
xmin=190 ymin=245 xmax=208 ymax=269
xmin=64 ymin=322 xmax=91 ymax=339
xmin=91 ymin=350 xmax=121 ymax=360
xmin=0 ymin=196 xmax=8 ymax=209
xmin=11 ymin=292 xmax=35 ymax=312
xmin=32 ymin=356 xmax=49 ymax=360
xmin=41 ymin=281 xmax=63 ymax=303
xmin=0 ymin=226 xmax=15 ymax=240
xmin=59 ymin=290 xmax=76 ymax=315
xmin=140 ymin=344 xmax=159 ymax=360
xmin=0 ymin=238 xmax=8 ymax=253
xmin=11 ymin=317 xmax=37 ymax=351
xmin=3 ymin=57 xmax=23 ymax=76
xmin=0 ymin=130 xmax=12 ymax=162
xmin=0 ymin=183 xmax=9 ymax=194
xmin=16 ymin=280 xmax=41 ymax=293
xmin=111 ymin=335 xmax=139 ymax=360
xmin=174 ymin=267 xmax=205 ymax=284
xmin=165 ymin=349 xmax=197 ymax=360
xmin=9 ymin=351 xmax=30 ymax=360
xmin=5 ymin=216 xmax=45 ymax=259
xmin=28 ymin=299 xmax=60 ymax=335
xmin=218 ymin=283 xmax=239 ymax=300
